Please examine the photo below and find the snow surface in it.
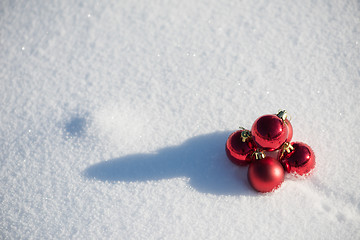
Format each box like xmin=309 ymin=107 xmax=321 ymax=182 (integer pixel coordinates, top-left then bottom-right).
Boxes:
xmin=1 ymin=0 xmax=360 ymax=239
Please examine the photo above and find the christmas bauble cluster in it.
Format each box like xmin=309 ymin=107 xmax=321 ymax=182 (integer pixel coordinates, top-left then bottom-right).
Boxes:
xmin=225 ymin=110 xmax=315 ymax=193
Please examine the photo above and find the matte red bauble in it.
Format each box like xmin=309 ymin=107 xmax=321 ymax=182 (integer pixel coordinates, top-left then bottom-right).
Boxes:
xmin=248 ymin=156 xmax=285 ymax=192
xmin=225 ymin=130 xmax=255 ymax=166
xmin=281 ymin=142 xmax=315 ymax=176
xmin=251 ymin=114 xmax=288 ymax=151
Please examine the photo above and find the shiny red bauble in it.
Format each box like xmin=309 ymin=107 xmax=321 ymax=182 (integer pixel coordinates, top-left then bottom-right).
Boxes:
xmin=285 ymin=119 xmax=293 ymax=142
xmin=280 ymin=142 xmax=315 ymax=176
xmin=225 ymin=130 xmax=255 ymax=166
xmin=248 ymin=156 xmax=285 ymax=192
xmin=251 ymin=114 xmax=288 ymax=151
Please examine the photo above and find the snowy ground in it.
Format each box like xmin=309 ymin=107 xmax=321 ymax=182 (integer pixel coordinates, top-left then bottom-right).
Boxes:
xmin=1 ymin=0 xmax=360 ymax=239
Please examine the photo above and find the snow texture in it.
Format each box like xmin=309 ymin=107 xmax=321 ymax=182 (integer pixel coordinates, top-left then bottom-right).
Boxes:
xmin=1 ymin=0 xmax=360 ymax=239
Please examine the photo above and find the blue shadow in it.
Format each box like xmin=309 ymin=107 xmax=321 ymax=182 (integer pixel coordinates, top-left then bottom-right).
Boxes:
xmin=65 ymin=116 xmax=86 ymax=137
xmin=84 ymin=131 xmax=256 ymax=196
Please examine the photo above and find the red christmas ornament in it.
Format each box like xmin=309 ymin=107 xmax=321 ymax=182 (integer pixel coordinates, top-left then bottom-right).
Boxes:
xmin=251 ymin=110 xmax=289 ymax=151
xmin=280 ymin=142 xmax=315 ymax=176
xmin=225 ymin=129 xmax=255 ymax=166
xmin=226 ymin=110 xmax=314 ymax=193
xmin=285 ymin=119 xmax=293 ymax=142
xmin=247 ymin=152 xmax=285 ymax=192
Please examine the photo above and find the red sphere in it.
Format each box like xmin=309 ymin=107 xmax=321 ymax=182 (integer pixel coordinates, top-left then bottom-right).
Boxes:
xmin=281 ymin=142 xmax=315 ymax=176
xmin=285 ymin=119 xmax=293 ymax=142
xmin=248 ymin=156 xmax=285 ymax=192
xmin=225 ymin=130 xmax=255 ymax=166
xmin=251 ymin=115 xmax=289 ymax=151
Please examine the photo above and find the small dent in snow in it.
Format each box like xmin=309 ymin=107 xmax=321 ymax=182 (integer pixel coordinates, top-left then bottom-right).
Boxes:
xmin=65 ymin=116 xmax=87 ymax=137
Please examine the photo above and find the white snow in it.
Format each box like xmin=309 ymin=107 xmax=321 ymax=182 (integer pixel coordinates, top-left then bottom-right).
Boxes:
xmin=1 ymin=0 xmax=360 ymax=239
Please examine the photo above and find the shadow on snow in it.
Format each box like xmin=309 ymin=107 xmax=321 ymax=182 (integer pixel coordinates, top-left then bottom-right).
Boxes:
xmin=84 ymin=131 xmax=256 ymax=196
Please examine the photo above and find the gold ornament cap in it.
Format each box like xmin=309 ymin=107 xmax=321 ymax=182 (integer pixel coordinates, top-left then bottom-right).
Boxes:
xmin=252 ymin=150 xmax=266 ymax=160
xmin=276 ymin=110 xmax=288 ymax=121
xmin=279 ymin=142 xmax=294 ymax=159
xmin=239 ymin=127 xmax=251 ymax=142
